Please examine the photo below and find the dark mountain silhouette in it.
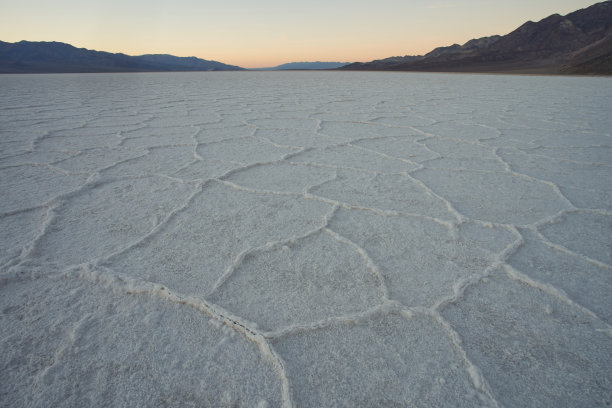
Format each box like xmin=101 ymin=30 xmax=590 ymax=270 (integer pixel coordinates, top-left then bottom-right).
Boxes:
xmin=342 ymin=1 xmax=612 ymax=74
xmin=343 ymin=55 xmax=421 ymax=70
xmin=252 ymin=61 xmax=350 ymax=70
xmin=0 ymin=41 xmax=244 ymax=73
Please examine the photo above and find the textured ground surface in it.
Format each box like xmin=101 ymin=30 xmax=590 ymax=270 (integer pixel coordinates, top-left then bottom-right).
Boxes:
xmin=1 ymin=72 xmax=611 ymax=407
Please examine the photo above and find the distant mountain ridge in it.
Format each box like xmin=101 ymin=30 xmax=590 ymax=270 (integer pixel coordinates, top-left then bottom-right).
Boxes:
xmin=342 ymin=1 xmax=612 ymax=74
xmin=0 ymin=41 xmax=244 ymax=73
xmin=252 ymin=61 xmax=350 ymax=70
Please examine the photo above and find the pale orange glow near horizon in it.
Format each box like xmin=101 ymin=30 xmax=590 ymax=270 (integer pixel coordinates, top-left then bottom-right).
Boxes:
xmin=0 ymin=0 xmax=601 ymax=68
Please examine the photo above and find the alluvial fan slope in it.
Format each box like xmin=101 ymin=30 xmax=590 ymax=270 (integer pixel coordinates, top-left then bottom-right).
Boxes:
xmin=1 ymin=72 xmax=611 ymax=407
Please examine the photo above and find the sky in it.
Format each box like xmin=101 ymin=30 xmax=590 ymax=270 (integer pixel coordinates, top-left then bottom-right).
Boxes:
xmin=0 ymin=0 xmax=601 ymax=68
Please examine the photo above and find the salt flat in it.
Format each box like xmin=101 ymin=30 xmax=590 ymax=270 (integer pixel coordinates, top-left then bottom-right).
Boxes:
xmin=1 ymin=71 xmax=611 ymax=407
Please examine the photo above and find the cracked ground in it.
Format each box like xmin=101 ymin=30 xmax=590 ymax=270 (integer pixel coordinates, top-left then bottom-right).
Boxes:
xmin=1 ymin=72 xmax=611 ymax=407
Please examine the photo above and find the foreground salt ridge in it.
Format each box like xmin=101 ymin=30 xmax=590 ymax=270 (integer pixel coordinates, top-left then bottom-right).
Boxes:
xmin=1 ymin=72 xmax=611 ymax=407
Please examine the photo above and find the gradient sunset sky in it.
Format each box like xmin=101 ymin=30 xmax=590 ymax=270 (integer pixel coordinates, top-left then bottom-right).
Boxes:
xmin=0 ymin=0 xmax=600 ymax=68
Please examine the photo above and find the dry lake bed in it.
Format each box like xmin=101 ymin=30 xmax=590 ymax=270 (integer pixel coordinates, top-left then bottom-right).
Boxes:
xmin=1 ymin=71 xmax=611 ymax=407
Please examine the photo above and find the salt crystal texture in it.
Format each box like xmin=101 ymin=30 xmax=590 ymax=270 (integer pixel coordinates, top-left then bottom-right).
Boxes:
xmin=1 ymin=72 xmax=611 ymax=407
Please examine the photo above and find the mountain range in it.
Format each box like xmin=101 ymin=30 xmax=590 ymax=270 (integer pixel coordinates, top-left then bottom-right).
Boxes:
xmin=342 ymin=1 xmax=612 ymax=74
xmin=2 ymin=1 xmax=610 ymax=75
xmin=0 ymin=41 xmax=244 ymax=73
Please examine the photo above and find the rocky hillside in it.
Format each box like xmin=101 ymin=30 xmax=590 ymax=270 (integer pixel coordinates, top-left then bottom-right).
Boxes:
xmin=342 ymin=1 xmax=612 ymax=74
